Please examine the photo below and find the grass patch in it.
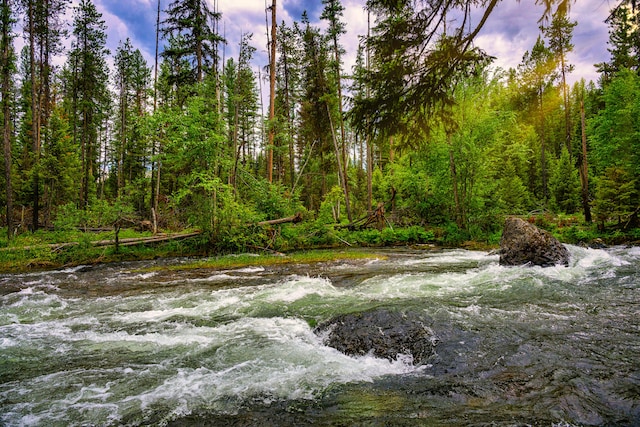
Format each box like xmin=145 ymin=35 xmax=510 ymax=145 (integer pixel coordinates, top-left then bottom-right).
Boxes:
xmin=164 ymin=249 xmax=387 ymax=272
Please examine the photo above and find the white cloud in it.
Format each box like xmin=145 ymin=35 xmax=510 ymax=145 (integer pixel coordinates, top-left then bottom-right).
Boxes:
xmin=473 ymin=0 xmax=610 ymax=84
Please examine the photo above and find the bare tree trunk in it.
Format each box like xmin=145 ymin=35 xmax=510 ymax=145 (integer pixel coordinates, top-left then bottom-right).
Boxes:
xmin=266 ymin=0 xmax=276 ymax=183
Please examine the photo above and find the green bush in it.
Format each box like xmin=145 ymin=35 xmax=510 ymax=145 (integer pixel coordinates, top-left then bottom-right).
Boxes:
xmin=440 ymin=222 xmax=470 ymax=246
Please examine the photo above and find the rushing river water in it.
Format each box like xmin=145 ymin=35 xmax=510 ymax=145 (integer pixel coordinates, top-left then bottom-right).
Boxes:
xmin=1 ymin=246 xmax=639 ymax=426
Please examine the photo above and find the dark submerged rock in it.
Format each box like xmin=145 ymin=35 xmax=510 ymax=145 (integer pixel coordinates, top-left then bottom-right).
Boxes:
xmin=314 ymin=308 xmax=437 ymax=365
xmin=499 ymin=217 xmax=570 ymax=267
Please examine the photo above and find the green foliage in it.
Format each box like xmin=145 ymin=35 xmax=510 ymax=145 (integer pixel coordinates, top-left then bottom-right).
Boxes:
xmin=439 ymin=222 xmax=471 ymax=247
xmin=560 ymin=225 xmax=599 ymax=244
xmin=589 ymin=70 xmax=640 ymax=224
xmin=549 ymin=147 xmax=580 ymax=213
xmin=334 ymin=226 xmax=434 ymax=247
xmin=594 ymin=166 xmax=637 ymax=224
xmin=318 ymin=185 xmax=346 ymax=224
xmin=243 ymin=179 xmax=304 ymax=222
xmin=4 ymin=0 xmax=640 ymax=270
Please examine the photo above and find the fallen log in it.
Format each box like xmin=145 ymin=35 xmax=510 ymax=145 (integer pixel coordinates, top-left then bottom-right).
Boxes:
xmin=0 ymin=231 xmax=202 ymax=253
xmin=255 ymin=212 xmax=303 ymax=226
xmin=92 ymin=231 xmax=202 ymax=248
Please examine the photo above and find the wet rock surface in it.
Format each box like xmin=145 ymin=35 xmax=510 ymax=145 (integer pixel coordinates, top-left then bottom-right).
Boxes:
xmin=499 ymin=217 xmax=570 ymax=267
xmin=314 ymin=308 xmax=437 ymax=364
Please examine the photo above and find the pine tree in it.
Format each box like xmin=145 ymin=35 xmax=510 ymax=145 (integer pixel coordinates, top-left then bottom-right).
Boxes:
xmin=517 ymin=37 xmax=558 ymax=204
xmin=229 ymin=33 xmax=259 ymax=191
xmin=19 ymin=0 xmax=68 ymax=228
xmin=161 ymin=0 xmax=223 ymax=85
xmin=549 ymin=147 xmax=580 ymax=213
xmin=542 ymin=11 xmax=576 ymax=155
xmin=111 ymin=39 xmax=150 ymax=199
xmin=1 ymin=0 xmax=15 ymax=238
xmin=320 ymin=0 xmax=350 ymax=220
xmin=64 ymin=0 xmax=110 ymax=208
xmin=596 ymin=1 xmax=640 ymax=81
xmin=266 ymin=0 xmax=276 ymax=183
xmin=589 ymin=69 xmax=640 ymax=227
xmin=275 ymin=21 xmax=303 ymax=189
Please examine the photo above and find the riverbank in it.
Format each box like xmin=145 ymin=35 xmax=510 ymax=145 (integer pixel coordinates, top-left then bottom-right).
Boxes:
xmin=0 ymin=220 xmax=637 ymax=273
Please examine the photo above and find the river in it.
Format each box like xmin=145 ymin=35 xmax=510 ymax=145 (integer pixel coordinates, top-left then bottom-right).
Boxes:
xmin=1 ymin=246 xmax=639 ymax=426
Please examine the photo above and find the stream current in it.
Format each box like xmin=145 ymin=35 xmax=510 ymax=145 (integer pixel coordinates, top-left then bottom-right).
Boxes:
xmin=0 ymin=246 xmax=639 ymax=426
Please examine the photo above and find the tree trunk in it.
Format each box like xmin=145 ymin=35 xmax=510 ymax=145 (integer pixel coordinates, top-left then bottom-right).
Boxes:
xmin=366 ymin=10 xmax=373 ymax=213
xmin=28 ymin=0 xmax=40 ymax=230
xmin=579 ymin=98 xmax=592 ymax=222
xmin=331 ymin=31 xmax=350 ymax=217
xmin=326 ymin=102 xmax=352 ymax=222
xmin=267 ymin=0 xmax=276 ymax=183
xmin=151 ymin=0 xmax=160 ymax=216
xmin=256 ymin=212 xmax=302 ymax=226
xmin=1 ymin=0 xmax=12 ymax=239
xmin=448 ymin=133 xmax=463 ymax=229
xmin=538 ymin=88 xmax=548 ymax=204
xmin=561 ymin=54 xmax=571 ymax=157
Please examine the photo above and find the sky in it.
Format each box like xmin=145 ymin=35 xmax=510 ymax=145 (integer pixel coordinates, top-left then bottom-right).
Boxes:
xmin=90 ymin=0 xmax=615 ymax=89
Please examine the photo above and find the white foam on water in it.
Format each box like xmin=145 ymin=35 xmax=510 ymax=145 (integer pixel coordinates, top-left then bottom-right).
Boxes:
xmin=227 ymin=266 xmax=265 ymax=274
xmin=258 ymin=275 xmax=340 ymax=303
xmin=400 ymin=249 xmax=496 ymax=266
xmin=129 ymin=271 xmax=158 ymax=280
xmin=59 ymin=265 xmax=89 ymax=274
xmin=120 ymin=316 xmax=421 ymax=416
xmin=0 ymin=315 xmax=423 ymax=425
xmin=355 ymin=262 xmax=512 ymax=300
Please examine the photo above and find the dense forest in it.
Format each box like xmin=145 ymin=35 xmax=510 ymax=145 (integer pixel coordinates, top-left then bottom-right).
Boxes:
xmin=1 ymin=0 xmax=639 ymax=254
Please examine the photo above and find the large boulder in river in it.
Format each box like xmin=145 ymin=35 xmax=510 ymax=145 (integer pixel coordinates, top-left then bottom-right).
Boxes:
xmin=314 ymin=309 xmax=437 ymax=365
xmin=499 ymin=217 xmax=570 ymax=267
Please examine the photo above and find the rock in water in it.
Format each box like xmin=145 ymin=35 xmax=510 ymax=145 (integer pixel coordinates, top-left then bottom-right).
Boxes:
xmin=314 ymin=309 xmax=437 ymax=365
xmin=499 ymin=217 xmax=570 ymax=267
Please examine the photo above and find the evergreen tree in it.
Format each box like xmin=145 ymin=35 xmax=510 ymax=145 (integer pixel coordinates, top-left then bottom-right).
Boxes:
xmin=19 ymin=0 xmax=68 ymax=228
xmin=320 ymin=0 xmax=350 ymax=219
xmin=549 ymin=146 xmax=580 ymax=213
xmin=266 ymin=0 xmax=276 ymax=183
xmin=350 ymin=0 xmax=495 ymax=138
xmin=161 ymin=0 xmax=223 ymax=85
xmin=596 ymin=1 xmax=640 ymax=82
xmin=1 ymin=0 xmax=15 ymax=238
xmin=64 ymin=0 xmax=110 ymax=208
xmin=275 ymin=21 xmax=303 ymax=189
xmin=517 ymin=36 xmax=559 ymax=205
xmin=41 ymin=102 xmax=81 ymax=215
xmin=228 ymin=33 xmax=259 ymax=191
xmin=589 ymin=69 xmax=640 ymax=227
xmin=542 ymin=11 xmax=576 ymax=155
xmin=299 ymin=16 xmax=338 ymax=212
xmin=111 ymin=39 xmax=151 ymax=200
